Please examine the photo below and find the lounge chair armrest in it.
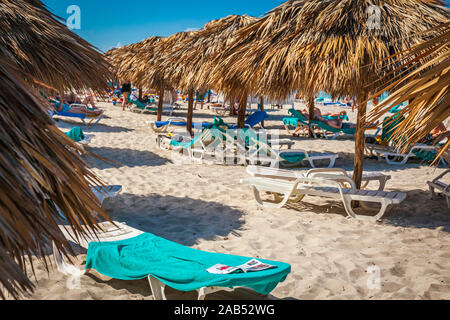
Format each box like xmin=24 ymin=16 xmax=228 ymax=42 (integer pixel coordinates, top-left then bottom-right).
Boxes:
xmin=305 ymin=168 xmax=348 ymax=177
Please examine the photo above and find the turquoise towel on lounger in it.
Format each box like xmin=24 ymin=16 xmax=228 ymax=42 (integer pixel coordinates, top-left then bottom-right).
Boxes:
xmin=65 ymin=127 xmax=85 ymax=142
xmin=85 ymin=233 xmax=291 ymax=295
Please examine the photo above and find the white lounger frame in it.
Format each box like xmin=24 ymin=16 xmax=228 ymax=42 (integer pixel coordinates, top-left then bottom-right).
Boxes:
xmin=147 ymin=117 xmax=187 ymax=135
xmin=246 ymin=166 xmax=391 ymax=192
xmin=53 ymin=221 xmax=247 ymax=300
xmin=428 ymin=169 xmax=450 ymax=208
xmin=365 ymin=143 xmax=447 ymax=166
xmin=241 ymin=173 xmax=407 ymax=222
xmin=246 ymin=137 xmax=338 ymax=169
xmin=131 ymin=104 xmax=174 ymax=116
xmin=69 ymin=104 xmax=104 ymax=127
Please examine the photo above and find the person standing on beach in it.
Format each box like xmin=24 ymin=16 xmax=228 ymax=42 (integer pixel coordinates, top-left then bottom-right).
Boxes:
xmin=194 ymin=89 xmax=207 ymax=110
xmin=121 ymin=82 xmax=132 ymax=111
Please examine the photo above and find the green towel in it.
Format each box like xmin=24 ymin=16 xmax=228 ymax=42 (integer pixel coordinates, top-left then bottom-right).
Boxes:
xmin=85 ymin=233 xmax=291 ymax=295
xmin=280 ymin=152 xmax=306 ymax=163
xmin=412 ymin=149 xmax=438 ymax=162
xmin=65 ymin=127 xmax=85 ymax=142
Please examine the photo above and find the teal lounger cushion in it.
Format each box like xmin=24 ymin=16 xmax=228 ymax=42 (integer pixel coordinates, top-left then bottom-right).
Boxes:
xmin=283 ymin=118 xmax=300 ymax=127
xmin=280 ymin=152 xmax=306 ymax=163
xmin=85 ymin=233 xmax=291 ymax=295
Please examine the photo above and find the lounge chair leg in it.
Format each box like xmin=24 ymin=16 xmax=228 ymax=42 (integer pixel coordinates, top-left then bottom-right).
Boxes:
xmin=52 ymin=242 xmax=87 ymax=277
xmin=343 ymin=198 xmax=392 ymax=222
xmin=148 ymin=276 xmax=167 ymax=300
xmin=252 ymin=187 xmax=291 ymax=208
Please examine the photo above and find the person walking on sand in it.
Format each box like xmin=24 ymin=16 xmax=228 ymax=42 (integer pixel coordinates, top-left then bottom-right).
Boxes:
xmin=121 ymin=82 xmax=132 ymax=111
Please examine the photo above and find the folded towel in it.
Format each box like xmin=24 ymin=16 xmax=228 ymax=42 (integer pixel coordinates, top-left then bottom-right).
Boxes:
xmin=65 ymin=127 xmax=85 ymax=142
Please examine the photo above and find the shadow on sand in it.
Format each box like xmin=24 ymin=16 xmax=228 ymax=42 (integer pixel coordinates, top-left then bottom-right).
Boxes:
xmin=72 ymin=194 xmax=286 ymax=300
xmin=278 ymin=189 xmax=450 ymax=232
xmin=84 ymin=147 xmax=171 ymax=169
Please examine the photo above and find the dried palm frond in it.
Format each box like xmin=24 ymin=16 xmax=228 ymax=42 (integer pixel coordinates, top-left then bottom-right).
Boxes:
xmin=0 ymin=0 xmax=112 ymax=92
xmin=368 ymin=22 xmax=450 ymax=160
xmin=0 ymin=59 xmax=110 ymax=298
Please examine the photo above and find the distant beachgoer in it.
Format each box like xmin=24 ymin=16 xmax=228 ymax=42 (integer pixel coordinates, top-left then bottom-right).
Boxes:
xmin=171 ymin=90 xmax=178 ymax=104
xmin=194 ymin=89 xmax=207 ymax=110
xmin=62 ymin=92 xmax=97 ymax=108
xmin=421 ymin=123 xmax=450 ymax=145
xmin=121 ymin=82 xmax=132 ymax=111
xmin=51 ymin=100 xmax=103 ymax=116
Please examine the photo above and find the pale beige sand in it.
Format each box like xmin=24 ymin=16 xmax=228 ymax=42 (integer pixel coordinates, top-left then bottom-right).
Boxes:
xmin=11 ymin=101 xmax=450 ymax=300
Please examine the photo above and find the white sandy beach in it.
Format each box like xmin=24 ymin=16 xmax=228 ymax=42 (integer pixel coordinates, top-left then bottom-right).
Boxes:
xmin=15 ymin=101 xmax=450 ymax=300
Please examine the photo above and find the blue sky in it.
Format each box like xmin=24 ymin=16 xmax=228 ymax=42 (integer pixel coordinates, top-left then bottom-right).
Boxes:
xmin=43 ymin=0 xmax=284 ymax=52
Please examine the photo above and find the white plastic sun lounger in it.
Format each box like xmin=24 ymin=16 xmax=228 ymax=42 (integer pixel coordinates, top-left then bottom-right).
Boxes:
xmin=68 ymin=104 xmax=105 ymax=127
xmin=52 ymin=221 xmax=291 ymax=300
xmin=240 ymin=174 xmax=407 ymax=221
xmin=365 ymin=143 xmax=445 ymax=166
xmin=73 ymin=134 xmax=94 ymax=154
xmin=211 ymin=106 xmax=230 ymax=116
xmin=146 ymin=118 xmax=187 ymax=134
xmin=244 ymin=137 xmax=338 ymax=169
xmin=246 ymin=166 xmax=392 ymax=191
xmin=428 ymin=169 xmax=450 ymax=208
xmin=53 ymin=222 xmax=227 ymax=301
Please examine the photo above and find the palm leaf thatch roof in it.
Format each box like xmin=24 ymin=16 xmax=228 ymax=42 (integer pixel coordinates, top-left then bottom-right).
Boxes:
xmin=211 ymin=0 xmax=449 ymax=188
xmin=368 ymin=22 xmax=450 ymax=159
xmin=141 ymin=32 xmax=196 ymax=90
xmin=0 ymin=0 xmax=111 ymax=92
xmin=0 ymin=60 xmax=111 ymax=299
xmin=155 ymin=15 xmax=259 ymax=93
xmin=105 ymin=36 xmax=164 ymax=86
xmin=212 ymin=0 xmax=449 ymax=100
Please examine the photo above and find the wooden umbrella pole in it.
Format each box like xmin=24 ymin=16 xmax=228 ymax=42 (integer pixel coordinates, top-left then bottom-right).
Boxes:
xmin=259 ymin=96 xmax=265 ymax=127
xmin=237 ymin=92 xmax=248 ymax=128
xmin=157 ymin=85 xmax=164 ymax=121
xmin=230 ymin=96 xmax=236 ymax=116
xmin=353 ymin=56 xmax=370 ymax=190
xmin=307 ymin=95 xmax=315 ymax=138
xmin=353 ymin=88 xmax=368 ymax=190
xmin=138 ymin=88 xmax=143 ymax=102
xmin=187 ymin=88 xmax=194 ymax=135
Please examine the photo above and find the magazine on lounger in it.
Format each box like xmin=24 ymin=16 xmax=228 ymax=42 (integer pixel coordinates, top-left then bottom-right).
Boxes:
xmin=206 ymin=259 xmax=277 ymax=275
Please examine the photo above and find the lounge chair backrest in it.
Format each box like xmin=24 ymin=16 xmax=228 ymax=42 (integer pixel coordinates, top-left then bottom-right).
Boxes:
xmin=245 ymin=111 xmax=269 ymax=127
xmin=381 ymin=115 xmax=406 ymax=145
xmin=289 ymin=108 xmax=309 ymax=123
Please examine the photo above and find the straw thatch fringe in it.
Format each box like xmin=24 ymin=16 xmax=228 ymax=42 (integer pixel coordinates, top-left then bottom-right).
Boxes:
xmin=0 ymin=0 xmax=112 ymax=92
xmin=0 ymin=60 xmax=110 ymax=299
xmin=368 ymin=22 xmax=450 ymax=160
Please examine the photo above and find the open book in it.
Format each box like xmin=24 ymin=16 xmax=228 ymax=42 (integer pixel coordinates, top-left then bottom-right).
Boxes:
xmin=206 ymin=259 xmax=277 ymax=275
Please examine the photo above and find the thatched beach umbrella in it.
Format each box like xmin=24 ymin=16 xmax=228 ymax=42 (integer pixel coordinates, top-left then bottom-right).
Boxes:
xmin=105 ymin=36 xmax=163 ymax=85
xmin=368 ymin=22 xmax=450 ymax=160
xmin=213 ymin=0 xmax=449 ymax=187
xmin=0 ymin=0 xmax=111 ymax=92
xmin=155 ymin=15 xmax=259 ymax=132
xmin=0 ymin=60 xmax=110 ymax=298
xmin=142 ymin=32 xmax=196 ymax=122
xmin=0 ymin=0 xmax=113 ymax=298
